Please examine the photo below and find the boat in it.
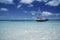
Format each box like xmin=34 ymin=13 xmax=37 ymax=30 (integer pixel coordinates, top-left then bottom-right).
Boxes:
xmin=35 ymin=7 xmax=48 ymax=22
xmin=35 ymin=15 xmax=48 ymax=22
xmin=36 ymin=17 xmax=48 ymax=22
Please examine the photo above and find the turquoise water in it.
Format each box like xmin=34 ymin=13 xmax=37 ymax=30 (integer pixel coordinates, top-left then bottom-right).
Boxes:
xmin=0 ymin=21 xmax=60 ymax=40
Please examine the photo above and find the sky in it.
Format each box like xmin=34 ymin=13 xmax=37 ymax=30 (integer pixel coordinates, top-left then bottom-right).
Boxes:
xmin=0 ymin=0 xmax=60 ymax=20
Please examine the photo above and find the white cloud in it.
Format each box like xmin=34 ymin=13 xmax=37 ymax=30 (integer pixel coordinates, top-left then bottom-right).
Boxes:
xmin=28 ymin=4 xmax=34 ymax=7
xmin=23 ymin=11 xmax=28 ymax=13
xmin=0 ymin=8 xmax=8 ymax=11
xmin=42 ymin=11 xmax=52 ymax=16
xmin=17 ymin=5 xmax=22 ymax=8
xmin=36 ymin=0 xmax=42 ymax=2
xmin=35 ymin=0 xmax=60 ymax=6
xmin=20 ymin=0 xmax=34 ymax=4
xmin=0 ymin=0 xmax=13 ymax=4
xmin=36 ymin=0 xmax=48 ymax=2
xmin=42 ymin=0 xmax=48 ymax=2
xmin=31 ymin=11 xmax=38 ymax=15
xmin=46 ymin=0 xmax=60 ymax=6
xmin=31 ymin=12 xmax=35 ymax=15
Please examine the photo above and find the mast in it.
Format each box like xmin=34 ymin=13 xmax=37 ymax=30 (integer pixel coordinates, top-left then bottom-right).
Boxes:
xmin=33 ymin=7 xmax=42 ymax=20
xmin=36 ymin=7 xmax=41 ymax=18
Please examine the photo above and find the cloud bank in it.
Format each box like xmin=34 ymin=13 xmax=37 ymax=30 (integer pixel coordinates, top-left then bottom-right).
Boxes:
xmin=20 ymin=0 xmax=60 ymax=6
xmin=0 ymin=0 xmax=60 ymax=6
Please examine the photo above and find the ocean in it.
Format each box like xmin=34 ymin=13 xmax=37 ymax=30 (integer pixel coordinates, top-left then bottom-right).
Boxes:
xmin=0 ymin=20 xmax=60 ymax=40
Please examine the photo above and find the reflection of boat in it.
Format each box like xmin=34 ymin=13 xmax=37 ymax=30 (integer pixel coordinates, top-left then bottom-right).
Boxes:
xmin=35 ymin=8 xmax=48 ymax=22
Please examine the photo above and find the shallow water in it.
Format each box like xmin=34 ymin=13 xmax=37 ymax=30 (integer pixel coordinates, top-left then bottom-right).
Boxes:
xmin=0 ymin=21 xmax=60 ymax=40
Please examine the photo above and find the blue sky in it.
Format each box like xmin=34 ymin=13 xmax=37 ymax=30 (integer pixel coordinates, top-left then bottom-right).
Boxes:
xmin=0 ymin=0 xmax=60 ymax=20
